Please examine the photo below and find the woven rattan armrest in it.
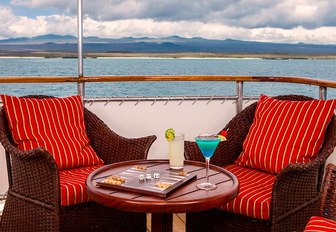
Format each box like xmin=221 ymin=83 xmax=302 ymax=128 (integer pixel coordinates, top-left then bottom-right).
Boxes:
xmin=320 ymin=163 xmax=336 ymax=220
xmin=84 ymin=108 xmax=157 ymax=164
xmin=271 ymin=163 xmax=321 ymax=224
xmin=4 ymin=148 xmax=59 ymax=207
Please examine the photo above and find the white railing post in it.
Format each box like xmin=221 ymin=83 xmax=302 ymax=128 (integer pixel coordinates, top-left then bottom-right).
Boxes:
xmin=319 ymin=86 xmax=327 ymax=100
xmin=77 ymin=0 xmax=85 ymax=98
xmin=236 ymin=81 xmax=243 ymax=113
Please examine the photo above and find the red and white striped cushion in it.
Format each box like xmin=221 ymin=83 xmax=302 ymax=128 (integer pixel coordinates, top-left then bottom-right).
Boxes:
xmin=304 ymin=216 xmax=336 ymax=232
xmin=59 ymin=164 xmax=104 ymax=206
xmin=220 ymin=164 xmax=276 ymax=220
xmin=235 ymin=95 xmax=336 ymax=174
xmin=1 ymin=95 xmax=104 ymax=170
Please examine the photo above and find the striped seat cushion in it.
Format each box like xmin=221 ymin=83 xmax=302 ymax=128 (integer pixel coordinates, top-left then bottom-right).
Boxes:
xmin=60 ymin=164 xmax=104 ymax=206
xmin=220 ymin=164 xmax=276 ymax=220
xmin=235 ymin=95 xmax=336 ymax=174
xmin=1 ymin=95 xmax=104 ymax=170
xmin=304 ymin=216 xmax=336 ymax=232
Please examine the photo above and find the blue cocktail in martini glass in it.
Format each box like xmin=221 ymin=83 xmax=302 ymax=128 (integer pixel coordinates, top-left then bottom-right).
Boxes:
xmin=195 ymin=134 xmax=221 ymax=190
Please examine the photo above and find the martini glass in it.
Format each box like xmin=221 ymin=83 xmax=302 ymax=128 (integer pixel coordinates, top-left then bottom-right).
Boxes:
xmin=195 ymin=134 xmax=221 ymax=190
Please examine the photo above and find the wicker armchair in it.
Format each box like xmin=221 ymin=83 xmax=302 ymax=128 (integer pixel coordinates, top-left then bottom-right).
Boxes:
xmin=0 ymin=95 xmax=157 ymax=232
xmin=185 ymin=95 xmax=336 ymax=232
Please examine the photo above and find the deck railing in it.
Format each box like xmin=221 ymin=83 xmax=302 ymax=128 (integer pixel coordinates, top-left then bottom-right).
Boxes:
xmin=0 ymin=75 xmax=335 ymax=113
xmin=0 ymin=75 xmax=336 ymax=197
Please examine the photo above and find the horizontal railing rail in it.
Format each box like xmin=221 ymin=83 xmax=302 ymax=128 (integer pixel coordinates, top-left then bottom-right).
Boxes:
xmin=0 ymin=75 xmax=335 ymax=112
xmin=0 ymin=75 xmax=335 ymax=87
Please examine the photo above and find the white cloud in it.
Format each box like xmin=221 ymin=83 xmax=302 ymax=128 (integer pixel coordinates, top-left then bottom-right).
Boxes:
xmin=0 ymin=6 xmax=76 ymax=39
xmin=250 ymin=26 xmax=336 ymax=44
xmin=1 ymin=2 xmax=336 ymax=44
xmin=84 ymin=18 xmax=336 ymax=44
xmin=294 ymin=4 xmax=317 ymax=19
xmin=9 ymin=0 xmax=336 ymax=29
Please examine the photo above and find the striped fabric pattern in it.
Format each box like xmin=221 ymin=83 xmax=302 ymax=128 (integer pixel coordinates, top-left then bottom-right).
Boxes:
xmin=235 ymin=95 xmax=336 ymax=174
xmin=304 ymin=216 xmax=336 ymax=232
xmin=59 ymin=164 xmax=104 ymax=206
xmin=1 ymin=95 xmax=104 ymax=170
xmin=221 ymin=164 xmax=276 ymax=220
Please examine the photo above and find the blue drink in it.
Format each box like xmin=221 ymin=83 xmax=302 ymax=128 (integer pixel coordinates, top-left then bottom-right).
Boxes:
xmin=195 ymin=137 xmax=220 ymax=158
xmin=195 ymin=134 xmax=221 ymax=190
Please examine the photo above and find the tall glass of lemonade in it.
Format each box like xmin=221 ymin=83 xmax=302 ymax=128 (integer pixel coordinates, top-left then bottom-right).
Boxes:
xmin=169 ymin=132 xmax=184 ymax=169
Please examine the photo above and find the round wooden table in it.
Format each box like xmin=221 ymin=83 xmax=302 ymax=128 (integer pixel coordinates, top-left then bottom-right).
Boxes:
xmin=86 ymin=159 xmax=238 ymax=232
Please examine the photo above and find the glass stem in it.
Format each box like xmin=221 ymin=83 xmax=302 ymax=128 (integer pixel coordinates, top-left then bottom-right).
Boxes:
xmin=205 ymin=157 xmax=210 ymax=183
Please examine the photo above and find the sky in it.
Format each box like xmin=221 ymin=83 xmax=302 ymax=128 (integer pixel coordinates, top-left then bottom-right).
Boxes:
xmin=0 ymin=0 xmax=335 ymax=44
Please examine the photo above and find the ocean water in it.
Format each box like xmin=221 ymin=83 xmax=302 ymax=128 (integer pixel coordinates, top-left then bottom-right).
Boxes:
xmin=0 ymin=57 xmax=335 ymax=98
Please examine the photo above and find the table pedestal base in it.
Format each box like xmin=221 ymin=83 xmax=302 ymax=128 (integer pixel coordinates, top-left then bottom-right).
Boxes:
xmin=151 ymin=213 xmax=173 ymax=232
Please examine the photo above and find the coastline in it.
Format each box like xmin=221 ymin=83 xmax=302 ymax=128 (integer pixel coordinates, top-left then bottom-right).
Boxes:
xmin=1 ymin=51 xmax=336 ymax=59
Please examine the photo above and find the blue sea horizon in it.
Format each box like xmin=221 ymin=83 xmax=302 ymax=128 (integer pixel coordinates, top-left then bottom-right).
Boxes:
xmin=0 ymin=57 xmax=335 ymax=99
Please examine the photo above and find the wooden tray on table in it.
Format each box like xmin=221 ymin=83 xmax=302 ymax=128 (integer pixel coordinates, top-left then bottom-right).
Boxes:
xmin=96 ymin=164 xmax=197 ymax=198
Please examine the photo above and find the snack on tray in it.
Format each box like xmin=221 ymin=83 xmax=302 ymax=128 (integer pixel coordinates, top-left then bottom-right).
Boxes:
xmin=134 ymin=165 xmax=147 ymax=170
xmin=104 ymin=175 xmax=126 ymax=185
xmin=178 ymin=171 xmax=187 ymax=176
xmin=113 ymin=175 xmax=126 ymax=182
xmin=104 ymin=179 xmax=122 ymax=185
xmin=156 ymin=182 xmax=172 ymax=189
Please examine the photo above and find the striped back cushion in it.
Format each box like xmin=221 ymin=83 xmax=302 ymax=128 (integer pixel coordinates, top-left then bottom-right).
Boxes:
xmin=1 ymin=95 xmax=104 ymax=170
xmin=235 ymin=95 xmax=336 ymax=174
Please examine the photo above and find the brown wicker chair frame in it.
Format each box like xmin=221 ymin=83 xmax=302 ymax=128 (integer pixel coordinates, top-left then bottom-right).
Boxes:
xmin=320 ymin=163 xmax=336 ymax=221
xmin=0 ymin=95 xmax=157 ymax=232
xmin=185 ymin=95 xmax=336 ymax=232
xmin=302 ymin=163 xmax=336 ymax=231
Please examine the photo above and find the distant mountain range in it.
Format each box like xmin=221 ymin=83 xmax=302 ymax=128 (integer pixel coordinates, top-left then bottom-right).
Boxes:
xmin=0 ymin=34 xmax=336 ymax=54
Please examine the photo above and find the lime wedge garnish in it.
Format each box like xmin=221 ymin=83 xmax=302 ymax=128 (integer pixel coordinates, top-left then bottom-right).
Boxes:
xmin=218 ymin=135 xmax=227 ymax=141
xmin=165 ymin=128 xmax=175 ymax=142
